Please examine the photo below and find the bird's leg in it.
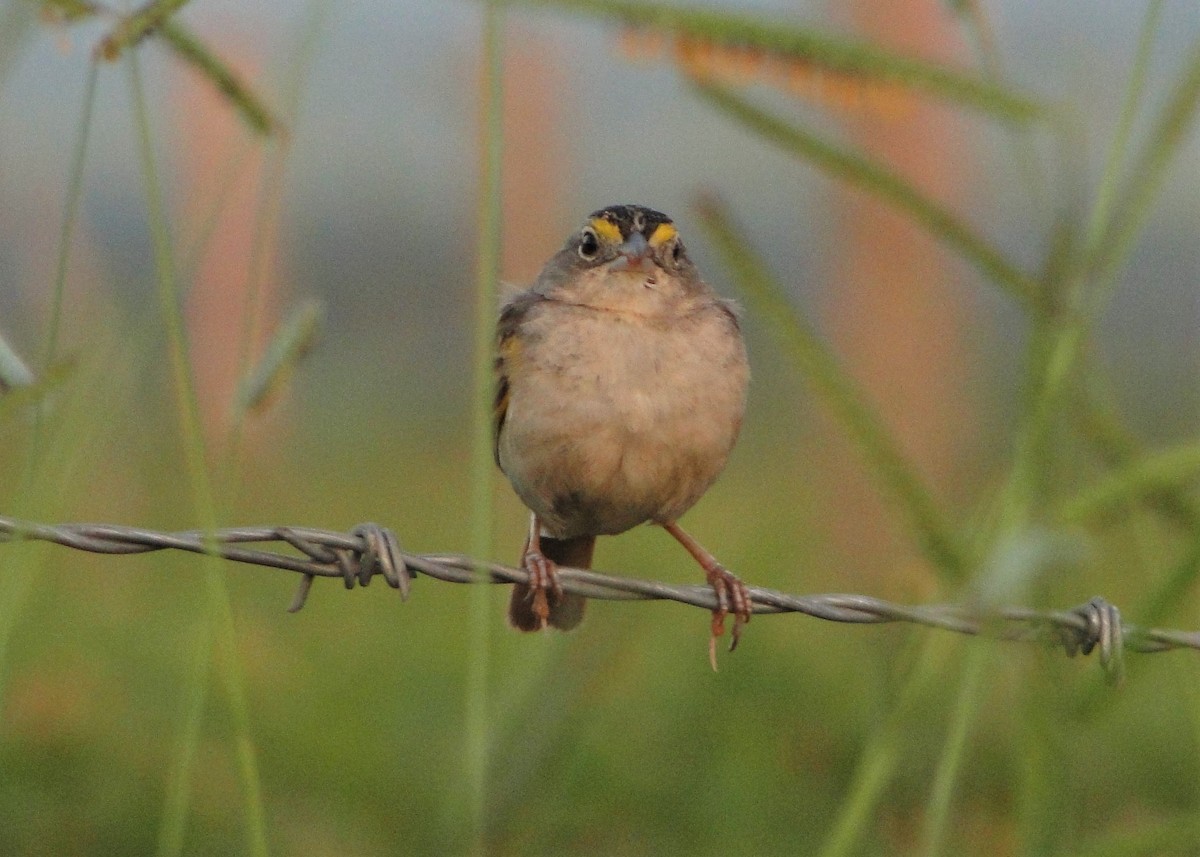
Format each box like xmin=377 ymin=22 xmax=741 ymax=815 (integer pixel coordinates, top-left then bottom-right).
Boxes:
xmin=520 ymin=514 xmax=563 ymax=629
xmin=662 ymin=522 xmax=751 ymax=668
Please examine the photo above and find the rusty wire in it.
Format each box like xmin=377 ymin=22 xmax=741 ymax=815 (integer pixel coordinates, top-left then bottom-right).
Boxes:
xmin=4 ymin=515 xmax=1199 ymax=682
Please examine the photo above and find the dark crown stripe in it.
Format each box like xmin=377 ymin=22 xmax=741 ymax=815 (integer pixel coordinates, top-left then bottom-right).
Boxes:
xmin=587 ymin=204 xmax=673 ymax=239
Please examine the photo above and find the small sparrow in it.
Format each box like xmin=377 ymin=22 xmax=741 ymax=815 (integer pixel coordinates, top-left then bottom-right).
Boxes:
xmin=493 ymin=204 xmax=751 ymax=662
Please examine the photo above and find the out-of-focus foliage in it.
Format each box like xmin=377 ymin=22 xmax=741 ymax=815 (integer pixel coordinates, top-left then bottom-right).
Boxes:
xmin=1 ymin=0 xmax=1199 ymax=855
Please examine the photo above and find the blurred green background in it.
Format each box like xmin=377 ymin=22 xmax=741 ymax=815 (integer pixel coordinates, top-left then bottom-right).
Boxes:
xmin=1 ymin=0 xmax=1199 ymax=854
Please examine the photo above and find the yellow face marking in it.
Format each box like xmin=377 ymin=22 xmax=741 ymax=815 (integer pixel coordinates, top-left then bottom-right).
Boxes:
xmin=648 ymin=222 xmax=677 ymax=247
xmin=499 ymin=331 xmax=523 ymax=368
xmin=589 ymin=217 xmax=622 ymax=243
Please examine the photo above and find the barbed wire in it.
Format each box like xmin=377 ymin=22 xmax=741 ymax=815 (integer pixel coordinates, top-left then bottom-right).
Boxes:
xmin=4 ymin=515 xmax=1199 ymax=682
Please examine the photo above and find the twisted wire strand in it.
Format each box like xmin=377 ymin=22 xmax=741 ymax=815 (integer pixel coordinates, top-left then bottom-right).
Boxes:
xmin=5 ymin=515 xmax=1197 ymax=681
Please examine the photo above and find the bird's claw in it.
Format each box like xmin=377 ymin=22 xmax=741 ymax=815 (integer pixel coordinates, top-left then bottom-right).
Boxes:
xmin=705 ymin=564 xmax=750 ymax=670
xmin=521 ymin=549 xmax=562 ymax=630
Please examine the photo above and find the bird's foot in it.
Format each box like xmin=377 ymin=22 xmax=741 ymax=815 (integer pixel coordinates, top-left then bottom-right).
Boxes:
xmin=521 ymin=548 xmax=563 ymax=630
xmin=705 ymin=563 xmax=751 ymax=671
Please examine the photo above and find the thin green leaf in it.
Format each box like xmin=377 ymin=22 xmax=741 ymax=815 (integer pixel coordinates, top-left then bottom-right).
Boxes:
xmin=947 ymin=0 xmax=1000 ymax=78
xmin=157 ymin=21 xmax=281 ymax=136
xmin=1076 ymin=366 xmax=1200 ymax=628
xmin=948 ymin=0 xmax=1052 ymax=223
xmin=694 ymin=82 xmax=1040 ymax=309
xmin=91 ymin=0 xmax=280 ymax=136
xmin=818 ymin=634 xmax=948 ymax=857
xmin=1093 ymin=35 xmax=1200 ymax=282
xmin=920 ymin=646 xmax=989 ymax=857
xmin=1028 ymin=10 xmax=1197 ymax=536
xmin=156 ymin=620 xmax=210 ymax=857
xmin=96 ymin=0 xmax=192 ymax=61
xmin=1024 ymin=3 xmax=1164 ymax=470
xmin=463 ymin=2 xmax=505 ymax=854
xmin=696 ymin=196 xmax=969 ymax=581
xmin=219 ymin=0 xmax=329 ymax=492
xmin=236 ymin=300 xmax=324 ymax=413
xmin=45 ymin=61 xmax=99 ymax=379
xmin=38 ymin=0 xmax=100 ymax=24
xmin=1061 ymin=441 xmax=1200 ymax=524
xmin=1083 ymin=0 xmax=1164 ymax=258
xmin=1075 ymin=368 xmax=1200 ymax=528
xmin=128 ymin=52 xmax=270 ymax=857
xmin=517 ymin=0 xmax=1048 ymax=124
xmin=1133 ymin=526 xmax=1200 ymax=631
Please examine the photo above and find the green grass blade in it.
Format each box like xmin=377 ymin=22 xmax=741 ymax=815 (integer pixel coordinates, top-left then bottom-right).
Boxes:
xmin=1017 ymin=8 xmax=1198 ymax=635
xmin=236 ymin=300 xmax=324 ymax=413
xmin=1074 ymin=370 xmax=1200 ymax=621
xmin=697 ymin=197 xmax=969 ymax=581
xmin=1037 ymin=10 xmax=1199 ymax=537
xmin=1060 ymin=441 xmax=1200 ymax=524
xmin=97 ymin=0 xmax=192 ymax=60
xmin=127 ymin=53 xmax=270 ymax=857
xmin=996 ymin=314 xmax=1073 ymax=526
xmin=693 ymin=82 xmax=1040 ymax=309
xmin=37 ymin=0 xmax=101 ymax=23
xmin=820 ymin=729 xmax=903 ymax=857
xmin=1092 ymin=35 xmax=1200 ymax=282
xmin=1076 ymin=358 xmax=1200 ymax=527
xmin=43 ymin=60 xmax=100 ymax=375
xmin=219 ymin=0 xmax=328 ymax=502
xmin=517 ymin=0 xmax=1048 ymax=123
xmin=920 ymin=645 xmax=988 ymax=857
xmin=465 ymin=1 xmax=506 ymax=853
xmin=176 ymin=3 xmax=324 ymax=287
xmin=127 ymin=48 xmax=215 ymax=556
xmin=948 ymin=0 xmax=1050 ymax=220
xmin=156 ymin=21 xmax=281 ymax=136
xmin=156 ymin=621 xmax=212 ymax=857
xmin=0 ymin=55 xmax=96 ymax=719
xmin=1132 ymin=526 xmax=1200 ymax=630
xmin=1083 ymin=0 xmax=1164 ymax=258
xmin=1022 ymin=5 xmax=1165 ymax=499
xmin=818 ymin=635 xmax=946 ymax=857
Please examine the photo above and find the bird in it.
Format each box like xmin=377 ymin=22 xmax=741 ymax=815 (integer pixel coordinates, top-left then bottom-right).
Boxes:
xmin=493 ymin=204 xmax=751 ymax=664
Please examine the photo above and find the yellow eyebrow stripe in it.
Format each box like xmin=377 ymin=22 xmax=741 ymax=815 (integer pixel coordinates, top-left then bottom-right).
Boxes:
xmin=648 ymin=222 xmax=677 ymax=246
xmin=589 ymin=217 xmax=622 ymax=243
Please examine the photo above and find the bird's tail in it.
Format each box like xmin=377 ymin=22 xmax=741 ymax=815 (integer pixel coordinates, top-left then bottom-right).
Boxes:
xmin=508 ymin=534 xmax=594 ymax=632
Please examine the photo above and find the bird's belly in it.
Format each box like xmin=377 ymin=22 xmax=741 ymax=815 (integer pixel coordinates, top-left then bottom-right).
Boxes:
xmin=500 ymin=309 xmax=746 ymax=537
xmin=506 ymin=410 xmax=732 ymax=537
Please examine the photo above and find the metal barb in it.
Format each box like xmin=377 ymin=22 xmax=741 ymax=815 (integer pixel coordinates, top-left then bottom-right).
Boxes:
xmin=1071 ymin=597 xmax=1125 ymax=685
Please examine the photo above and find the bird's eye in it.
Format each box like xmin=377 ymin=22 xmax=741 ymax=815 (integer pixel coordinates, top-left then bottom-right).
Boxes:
xmin=671 ymin=241 xmax=684 ymax=264
xmin=578 ymin=228 xmax=601 ymax=260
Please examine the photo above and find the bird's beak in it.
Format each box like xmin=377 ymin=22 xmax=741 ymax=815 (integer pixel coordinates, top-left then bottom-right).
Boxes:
xmin=607 ymin=232 xmax=652 ymax=273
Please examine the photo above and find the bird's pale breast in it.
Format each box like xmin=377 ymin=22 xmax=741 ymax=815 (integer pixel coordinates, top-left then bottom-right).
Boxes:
xmin=498 ymin=296 xmax=748 ymax=538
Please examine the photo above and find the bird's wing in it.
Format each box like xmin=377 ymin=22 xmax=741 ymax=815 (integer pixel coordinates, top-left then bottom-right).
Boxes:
xmin=493 ymin=290 xmax=543 ymax=467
